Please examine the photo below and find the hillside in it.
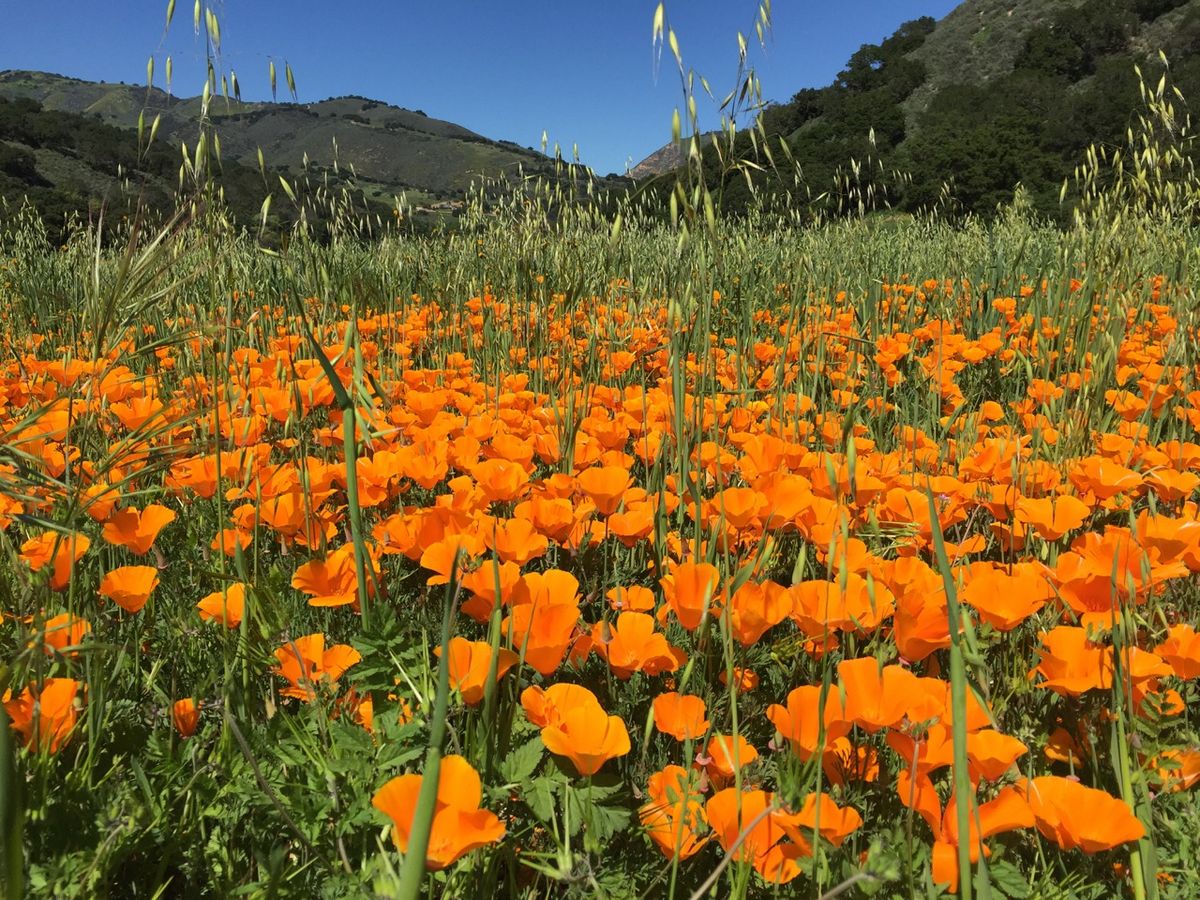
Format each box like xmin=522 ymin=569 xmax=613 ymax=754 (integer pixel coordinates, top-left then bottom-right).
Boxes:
xmin=638 ymin=0 xmax=1200 ymax=219
xmin=0 ymin=69 xmax=581 ymax=236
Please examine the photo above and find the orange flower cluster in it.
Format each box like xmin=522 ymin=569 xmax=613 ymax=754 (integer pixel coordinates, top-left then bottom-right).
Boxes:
xmin=2 ymin=275 xmax=1197 ymax=890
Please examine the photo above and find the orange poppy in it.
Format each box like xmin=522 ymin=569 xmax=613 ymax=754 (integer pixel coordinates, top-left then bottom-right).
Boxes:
xmin=660 ymin=562 xmax=721 ymax=632
xmin=1014 ymin=494 xmax=1091 ymax=542
xmin=837 ymin=657 xmax=943 ymax=732
xmin=197 ymin=583 xmax=247 ymax=628
xmin=652 ymin=692 xmax=710 ymax=742
xmin=931 ymin=787 xmax=1034 ymax=893
xmin=727 ymin=580 xmax=793 ymax=646
xmin=502 ymin=599 xmax=579 ymax=677
xmin=699 ymin=734 xmax=759 ymax=788
xmin=766 ymin=685 xmax=850 ymax=761
xmin=1148 ymin=748 xmax=1200 ymax=793
xmin=273 ymin=633 xmax=362 ymax=702
xmin=4 ymin=677 xmax=81 ymax=753
xmin=1032 ymin=627 xmax=1172 ymax=698
xmin=372 ymin=754 xmax=505 ymax=870
xmin=966 ymin=729 xmax=1028 ymax=784
xmin=719 ymin=666 xmax=760 ymax=693
xmin=790 ymin=574 xmax=895 ymax=635
xmin=959 ymin=563 xmax=1055 ymax=632
xmin=98 ymin=565 xmax=161 ymax=613
xmin=521 ymin=683 xmax=629 ymax=776
xmin=704 ymin=788 xmax=807 ymax=885
xmin=639 ymin=765 xmax=709 ymax=860
xmin=1155 ymin=624 xmax=1200 ymax=679
xmin=436 ymin=637 xmax=519 ymax=705
xmin=471 ymin=458 xmax=529 ymax=504
xmin=34 ymin=612 xmax=91 ymax=656
xmin=172 ymin=698 xmax=200 ymax=738
xmin=1021 ymin=776 xmax=1144 ymax=853
xmin=20 ymin=531 xmax=90 ymax=591
xmin=576 ymin=464 xmax=633 ymax=516
xmin=292 ymin=544 xmax=376 ymax=608
xmin=591 ymin=612 xmax=685 ymax=679
xmin=777 ymin=792 xmax=864 ymax=856
xmin=102 ymin=504 xmax=176 ymax=555
xmin=606 ymin=585 xmax=656 ymax=613
xmin=482 ymin=517 xmax=549 ymax=565
xmin=821 ymin=737 xmax=881 ymax=786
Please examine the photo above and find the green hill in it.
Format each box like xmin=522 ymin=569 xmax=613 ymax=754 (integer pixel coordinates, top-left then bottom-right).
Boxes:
xmin=637 ymin=0 xmax=1200 ymax=220
xmin=0 ymin=69 xmax=582 ymax=240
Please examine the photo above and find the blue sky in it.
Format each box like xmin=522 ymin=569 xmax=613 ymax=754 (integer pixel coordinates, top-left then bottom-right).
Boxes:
xmin=1 ymin=1 xmax=960 ymax=175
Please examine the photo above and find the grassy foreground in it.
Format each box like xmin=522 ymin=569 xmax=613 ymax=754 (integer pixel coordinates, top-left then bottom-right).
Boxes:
xmin=2 ymin=65 xmax=1200 ymax=900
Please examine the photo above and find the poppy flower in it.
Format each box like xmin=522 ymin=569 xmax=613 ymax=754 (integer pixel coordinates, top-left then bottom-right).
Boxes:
xmin=372 ymin=754 xmax=505 ymax=869
xmin=959 ymin=563 xmax=1055 ymax=632
xmin=790 ymin=574 xmax=895 ymax=635
xmin=719 ymin=666 xmax=760 ymax=693
xmin=482 ymin=517 xmax=549 ymax=565
xmin=197 ymin=583 xmax=247 ymax=628
xmin=102 ymin=504 xmax=176 ymax=555
xmin=1155 ymin=624 xmax=1200 ymax=679
xmin=704 ymin=788 xmax=807 ymax=885
xmin=766 ymin=685 xmax=850 ymax=760
xmin=273 ymin=633 xmax=362 ymax=702
xmin=436 ymin=637 xmax=519 ymax=705
xmin=607 ymin=501 xmax=656 ymax=547
xmin=930 ymin=787 xmax=1035 ymax=893
xmin=606 ymin=585 xmax=656 ymax=613
xmin=502 ymin=599 xmax=579 ymax=677
xmin=521 ymin=684 xmax=629 ymax=776
xmin=98 ymin=565 xmax=161 ymax=613
xmin=1032 ymin=627 xmax=1171 ymax=698
xmin=509 ymin=568 xmax=581 ymax=608
xmin=4 ymin=678 xmax=81 ymax=753
xmin=727 ymin=580 xmax=793 ymax=646
xmin=660 ymin=562 xmax=721 ymax=631
xmin=776 ymin=792 xmax=864 ymax=856
xmin=591 ymin=612 xmax=685 ymax=679
xmin=471 ymin=458 xmax=529 ymax=504
xmin=515 ymin=495 xmax=577 ymax=543
xmin=521 ymin=683 xmax=603 ymax=729
xmin=172 ymin=698 xmax=200 ymax=738
xmin=1148 ymin=748 xmax=1200 ymax=793
xmin=292 ymin=544 xmax=376 ymax=608
xmin=459 ymin=559 xmax=521 ymax=622
xmin=652 ymin=692 xmax=710 ymax=742
xmin=821 ymin=737 xmax=881 ymax=786
xmin=1069 ymin=456 xmax=1144 ymax=500
xmin=966 ymin=729 xmax=1028 ymax=783
xmin=1044 ymin=725 xmax=1087 ymax=767
xmin=34 ymin=612 xmax=90 ymax=656
xmin=1014 ymin=495 xmax=1091 ymax=541
xmin=576 ymin=464 xmax=633 ymax=516
xmin=1021 ymin=776 xmax=1144 ymax=853
xmin=639 ymin=765 xmax=709 ymax=860
xmin=837 ymin=657 xmax=943 ymax=732
xmin=699 ymin=734 xmax=759 ymax=788
xmin=20 ymin=531 xmax=90 ymax=591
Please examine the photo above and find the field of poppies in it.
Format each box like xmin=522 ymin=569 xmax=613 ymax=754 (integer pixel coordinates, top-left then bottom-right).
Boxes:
xmin=3 ymin=108 xmax=1200 ymax=898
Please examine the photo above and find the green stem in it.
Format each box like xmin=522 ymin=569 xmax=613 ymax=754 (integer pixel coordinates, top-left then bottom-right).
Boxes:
xmin=395 ymin=549 xmax=462 ymax=899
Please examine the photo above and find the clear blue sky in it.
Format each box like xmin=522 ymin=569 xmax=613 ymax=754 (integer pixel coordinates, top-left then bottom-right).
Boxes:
xmin=1 ymin=1 xmax=960 ymax=175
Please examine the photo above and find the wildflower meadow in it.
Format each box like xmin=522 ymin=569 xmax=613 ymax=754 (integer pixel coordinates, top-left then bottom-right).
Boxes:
xmin=4 ymin=4 xmax=1200 ymax=899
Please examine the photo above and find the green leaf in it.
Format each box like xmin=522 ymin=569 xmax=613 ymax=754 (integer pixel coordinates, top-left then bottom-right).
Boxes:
xmin=523 ymin=776 xmax=556 ymax=823
xmin=499 ymin=737 xmax=543 ymax=785
xmin=988 ymin=860 xmax=1030 ymax=899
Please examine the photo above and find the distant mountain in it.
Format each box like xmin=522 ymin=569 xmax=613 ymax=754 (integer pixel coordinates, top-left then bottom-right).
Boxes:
xmin=645 ymin=0 xmax=1200 ymax=220
xmin=628 ymin=132 xmax=720 ymax=179
xmin=0 ymin=69 xmax=563 ymax=214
